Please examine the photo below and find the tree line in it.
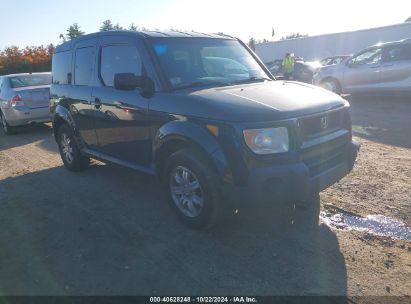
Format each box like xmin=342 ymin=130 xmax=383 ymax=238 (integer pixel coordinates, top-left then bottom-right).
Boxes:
xmin=0 ymin=44 xmax=55 ymax=76
xmin=62 ymin=20 xmax=146 ymax=41
xmin=0 ymin=18 xmax=314 ymax=75
xmin=0 ymin=20 xmax=142 ymax=75
xmin=247 ymin=33 xmax=307 ymax=51
xmin=2 ymin=16 xmax=410 ymax=75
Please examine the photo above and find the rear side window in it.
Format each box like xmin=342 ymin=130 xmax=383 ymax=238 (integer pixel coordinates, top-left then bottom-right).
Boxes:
xmin=349 ymin=48 xmax=382 ymax=65
xmin=0 ymin=77 xmax=6 ymax=91
xmin=383 ymin=44 xmax=411 ymax=62
xmin=52 ymin=51 xmax=72 ymax=84
xmin=100 ymin=45 xmax=142 ymax=87
xmin=9 ymin=74 xmax=52 ymax=88
xmin=74 ymin=47 xmax=94 ymax=86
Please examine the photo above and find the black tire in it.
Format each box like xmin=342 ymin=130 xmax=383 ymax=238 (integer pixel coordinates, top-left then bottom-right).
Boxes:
xmin=321 ymin=78 xmax=342 ymax=95
xmin=0 ymin=111 xmax=14 ymax=135
xmin=294 ymin=193 xmax=321 ymax=228
xmin=57 ymin=124 xmax=89 ymax=172
xmin=164 ymin=148 xmax=224 ymax=229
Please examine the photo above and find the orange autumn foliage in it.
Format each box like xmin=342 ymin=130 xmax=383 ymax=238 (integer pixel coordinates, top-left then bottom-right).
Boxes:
xmin=0 ymin=44 xmax=55 ymax=75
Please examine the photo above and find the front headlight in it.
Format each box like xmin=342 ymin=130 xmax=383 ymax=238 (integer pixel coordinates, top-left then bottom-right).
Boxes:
xmin=243 ymin=127 xmax=289 ymax=155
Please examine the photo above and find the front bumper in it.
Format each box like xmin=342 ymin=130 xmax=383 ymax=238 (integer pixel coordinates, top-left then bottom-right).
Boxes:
xmin=222 ymin=141 xmax=359 ymax=207
xmin=2 ymin=106 xmax=51 ymax=126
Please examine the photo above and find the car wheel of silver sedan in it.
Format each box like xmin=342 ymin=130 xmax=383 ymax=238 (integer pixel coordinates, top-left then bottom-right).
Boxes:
xmin=321 ymin=79 xmax=341 ymax=94
xmin=0 ymin=111 xmax=13 ymax=135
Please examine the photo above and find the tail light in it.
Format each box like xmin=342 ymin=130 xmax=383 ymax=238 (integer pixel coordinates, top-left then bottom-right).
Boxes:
xmin=11 ymin=95 xmax=24 ymax=107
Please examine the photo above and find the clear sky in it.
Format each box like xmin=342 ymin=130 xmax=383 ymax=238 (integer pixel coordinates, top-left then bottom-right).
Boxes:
xmin=0 ymin=0 xmax=410 ymax=49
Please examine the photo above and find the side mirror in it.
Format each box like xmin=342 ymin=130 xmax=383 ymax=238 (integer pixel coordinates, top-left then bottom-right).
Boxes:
xmin=114 ymin=73 xmax=155 ymax=98
xmin=114 ymin=73 xmax=140 ymax=91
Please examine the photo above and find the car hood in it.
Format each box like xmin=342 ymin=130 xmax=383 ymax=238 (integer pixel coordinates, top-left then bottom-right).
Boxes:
xmin=169 ymin=81 xmax=347 ymax=122
xmin=317 ymin=63 xmax=342 ymax=74
xmin=301 ymin=61 xmax=323 ymax=71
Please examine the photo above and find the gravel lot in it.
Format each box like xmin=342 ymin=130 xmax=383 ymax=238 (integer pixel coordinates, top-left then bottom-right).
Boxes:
xmin=0 ymin=96 xmax=410 ymax=298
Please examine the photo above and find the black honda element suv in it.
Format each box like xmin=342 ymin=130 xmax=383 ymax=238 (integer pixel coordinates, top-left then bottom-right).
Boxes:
xmin=50 ymin=30 xmax=359 ymax=229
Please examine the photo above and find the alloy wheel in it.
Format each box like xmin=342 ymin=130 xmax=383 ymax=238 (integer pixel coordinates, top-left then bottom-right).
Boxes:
xmin=61 ymin=133 xmax=74 ymax=164
xmin=169 ymin=166 xmax=204 ymax=218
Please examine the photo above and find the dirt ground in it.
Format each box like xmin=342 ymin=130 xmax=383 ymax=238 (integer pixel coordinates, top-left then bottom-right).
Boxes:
xmin=0 ymin=96 xmax=410 ymax=299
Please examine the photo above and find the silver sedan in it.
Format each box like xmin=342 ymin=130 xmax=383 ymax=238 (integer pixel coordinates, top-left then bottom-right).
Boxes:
xmin=313 ymin=39 xmax=411 ymax=95
xmin=0 ymin=72 xmax=51 ymax=134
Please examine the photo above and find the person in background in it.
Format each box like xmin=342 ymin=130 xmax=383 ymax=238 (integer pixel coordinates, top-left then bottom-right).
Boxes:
xmin=282 ymin=53 xmax=295 ymax=80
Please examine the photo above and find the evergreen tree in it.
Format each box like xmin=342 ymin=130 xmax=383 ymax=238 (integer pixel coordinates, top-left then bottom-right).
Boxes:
xmin=113 ymin=23 xmax=123 ymax=30
xmin=66 ymin=23 xmax=84 ymax=40
xmin=100 ymin=19 xmax=114 ymax=31
xmin=129 ymin=23 xmax=138 ymax=31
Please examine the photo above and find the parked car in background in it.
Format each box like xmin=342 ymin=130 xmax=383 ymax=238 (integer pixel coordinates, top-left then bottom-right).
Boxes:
xmin=320 ymin=55 xmax=351 ymax=66
xmin=50 ymin=31 xmax=358 ymax=229
xmin=265 ymin=58 xmax=320 ymax=83
xmin=313 ymin=38 xmax=411 ymax=95
xmin=293 ymin=61 xmax=322 ymax=83
xmin=0 ymin=72 xmax=51 ymax=134
xmin=265 ymin=59 xmax=283 ymax=78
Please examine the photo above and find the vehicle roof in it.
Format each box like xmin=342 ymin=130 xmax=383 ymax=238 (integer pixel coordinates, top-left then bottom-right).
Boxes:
xmin=324 ymin=55 xmax=351 ymax=58
xmin=372 ymin=38 xmax=411 ymax=48
xmin=55 ymin=30 xmax=235 ymax=53
xmin=2 ymin=72 xmax=51 ymax=78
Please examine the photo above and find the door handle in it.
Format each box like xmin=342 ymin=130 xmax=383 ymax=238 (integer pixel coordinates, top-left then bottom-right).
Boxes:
xmin=92 ymin=97 xmax=102 ymax=109
xmin=369 ymin=66 xmax=380 ymax=69
xmin=383 ymin=64 xmax=394 ymax=67
xmin=113 ymin=100 xmax=140 ymax=113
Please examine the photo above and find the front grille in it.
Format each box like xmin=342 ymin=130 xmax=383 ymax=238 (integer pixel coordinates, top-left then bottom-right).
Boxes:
xmin=300 ymin=135 xmax=349 ymax=177
xmin=300 ymin=108 xmax=345 ymax=139
xmin=303 ymin=146 xmax=346 ymax=177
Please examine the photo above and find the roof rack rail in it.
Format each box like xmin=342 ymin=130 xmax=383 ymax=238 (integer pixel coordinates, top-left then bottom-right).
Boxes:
xmin=212 ymin=32 xmax=236 ymax=39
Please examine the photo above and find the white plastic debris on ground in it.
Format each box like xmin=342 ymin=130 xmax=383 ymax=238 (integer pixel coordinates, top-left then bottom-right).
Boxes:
xmin=320 ymin=211 xmax=411 ymax=241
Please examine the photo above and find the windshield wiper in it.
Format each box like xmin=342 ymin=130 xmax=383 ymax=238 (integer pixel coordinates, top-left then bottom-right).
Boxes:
xmin=173 ymin=77 xmax=271 ymax=90
xmin=231 ymin=77 xmax=272 ymax=85
xmin=173 ymin=81 xmax=231 ymax=90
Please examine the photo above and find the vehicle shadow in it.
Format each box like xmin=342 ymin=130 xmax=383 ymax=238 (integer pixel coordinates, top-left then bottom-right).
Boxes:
xmin=0 ymin=123 xmax=56 ymax=152
xmin=345 ymin=95 xmax=411 ymax=149
xmin=0 ymin=163 xmax=347 ymax=297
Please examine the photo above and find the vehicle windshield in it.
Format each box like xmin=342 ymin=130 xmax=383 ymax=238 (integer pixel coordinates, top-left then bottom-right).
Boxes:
xmin=150 ymin=38 xmax=270 ymax=89
xmin=9 ymin=74 xmax=51 ymax=88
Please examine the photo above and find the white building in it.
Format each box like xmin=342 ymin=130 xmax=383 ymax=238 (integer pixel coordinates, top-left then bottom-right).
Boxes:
xmin=255 ymin=22 xmax=411 ymax=63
